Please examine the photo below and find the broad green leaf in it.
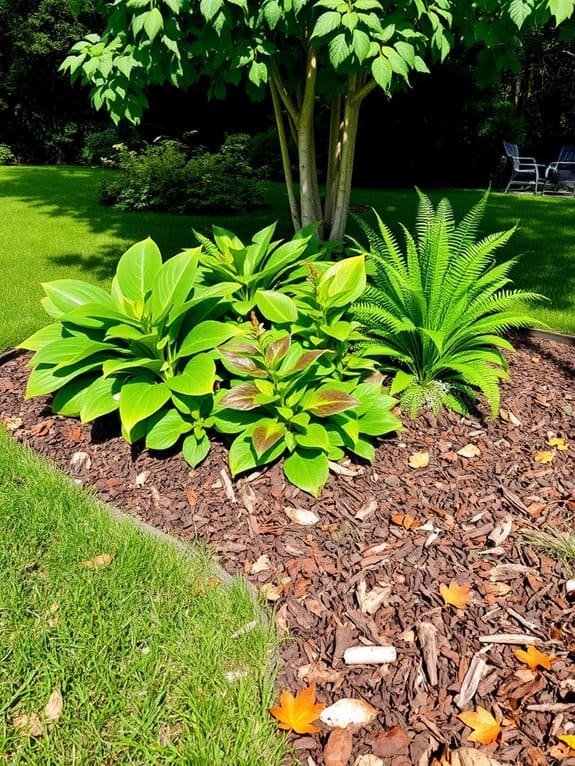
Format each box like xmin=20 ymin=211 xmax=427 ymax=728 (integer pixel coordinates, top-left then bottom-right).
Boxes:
xmin=167 ymin=354 xmax=216 ymax=396
xmin=294 ymin=422 xmax=330 ymax=451
xmin=119 ymin=376 xmax=171 ymax=432
xmin=52 ymin=375 xmax=97 ymax=416
xmin=319 ymin=255 xmax=366 ymax=307
xmin=80 ymin=376 xmax=121 ymax=422
xmin=33 ymin=337 xmax=112 ymax=369
xmin=41 ymin=280 xmax=113 ymax=317
xmin=229 ymin=433 xmax=259 ymax=476
xmin=25 ymin=358 xmax=105 ymax=398
xmin=143 ymin=7 xmax=163 ymax=40
xmin=182 ymin=432 xmax=211 ymax=467
xmin=255 ymin=289 xmax=298 ymax=323
xmin=179 ymin=320 xmax=240 ymax=356
xmin=115 ymin=238 xmax=163 ymax=307
xmin=19 ymin=323 xmax=69 ymax=352
xmin=146 ymin=407 xmax=190 ymax=450
xmin=283 ymin=449 xmax=329 ymax=497
xmin=150 ymin=249 xmax=199 ymax=321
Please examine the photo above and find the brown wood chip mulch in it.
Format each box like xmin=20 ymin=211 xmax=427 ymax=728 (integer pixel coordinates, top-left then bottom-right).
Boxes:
xmin=1 ymin=335 xmax=574 ymax=765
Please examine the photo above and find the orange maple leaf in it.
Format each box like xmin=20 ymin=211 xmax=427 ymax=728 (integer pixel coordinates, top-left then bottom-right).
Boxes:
xmin=458 ymin=706 xmax=502 ymax=745
xmin=440 ymin=580 xmax=472 ymax=609
xmin=558 ymin=734 xmax=575 ymax=750
xmin=269 ymin=684 xmax=325 ymax=734
xmin=391 ymin=514 xmax=421 ymax=529
xmin=513 ymin=645 xmax=555 ymax=671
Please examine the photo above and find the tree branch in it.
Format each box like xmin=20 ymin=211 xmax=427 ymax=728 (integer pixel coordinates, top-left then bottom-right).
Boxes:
xmin=352 ymin=77 xmax=378 ymax=106
xmin=270 ymin=59 xmax=300 ymax=129
xmin=270 ymin=79 xmax=301 ymax=231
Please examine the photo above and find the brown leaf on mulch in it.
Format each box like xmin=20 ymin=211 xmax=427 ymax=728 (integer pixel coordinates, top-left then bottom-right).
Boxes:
xmin=1 ymin=335 xmax=574 ymax=766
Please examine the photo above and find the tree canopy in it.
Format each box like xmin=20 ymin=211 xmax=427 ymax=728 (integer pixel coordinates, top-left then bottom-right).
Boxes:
xmin=64 ymin=0 xmax=575 ymax=237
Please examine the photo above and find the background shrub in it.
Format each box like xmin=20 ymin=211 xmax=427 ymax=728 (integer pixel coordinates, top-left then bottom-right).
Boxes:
xmin=99 ymin=135 xmax=265 ymax=214
xmin=82 ymin=126 xmax=124 ymax=165
xmin=0 ymin=144 xmax=15 ymax=165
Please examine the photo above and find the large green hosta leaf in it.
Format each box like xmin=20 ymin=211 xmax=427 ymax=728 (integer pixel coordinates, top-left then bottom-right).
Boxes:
xmin=114 ymin=238 xmax=163 ymax=309
xmin=119 ymin=375 xmax=171 ymax=432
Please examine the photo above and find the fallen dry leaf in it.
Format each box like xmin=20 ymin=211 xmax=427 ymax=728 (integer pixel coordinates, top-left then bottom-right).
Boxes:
xmin=2 ymin=415 xmax=23 ymax=431
xmin=558 ymin=734 xmax=575 ymax=750
xmin=449 ymin=748 xmax=504 ymax=766
xmin=512 ymin=645 xmax=555 ymax=671
xmin=269 ymin=684 xmax=325 ymax=734
xmin=261 ymin=577 xmax=290 ymax=601
xmin=356 ymin=581 xmax=391 ymax=615
xmin=457 ymin=706 xmax=502 ymax=745
xmin=250 ymin=554 xmax=271 ymax=574
xmin=354 ymin=757 xmax=384 ymax=766
xmin=80 ymin=553 xmax=114 ymax=570
xmin=550 ymin=744 xmax=573 ymax=761
xmin=547 ymin=436 xmax=568 ymax=450
xmin=285 ymin=507 xmax=320 ymax=526
xmin=534 ymin=450 xmax=555 ymax=464
xmin=371 ymin=725 xmax=411 ymax=757
xmin=29 ymin=419 xmax=54 ymax=437
xmin=440 ymin=580 xmax=472 ymax=609
xmin=391 ymin=514 xmax=421 ymax=529
xmin=408 ymin=451 xmax=429 ymax=469
xmin=320 ymin=698 xmax=378 ymax=729
xmin=44 ymin=689 xmax=63 ymax=724
xmin=12 ymin=713 xmax=44 ymax=737
xmin=457 ymin=444 xmax=481 ymax=458
xmin=325 ymin=727 xmax=354 ymax=766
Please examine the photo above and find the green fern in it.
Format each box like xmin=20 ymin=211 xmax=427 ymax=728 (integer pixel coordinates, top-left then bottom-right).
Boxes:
xmin=353 ymin=191 xmax=544 ymax=417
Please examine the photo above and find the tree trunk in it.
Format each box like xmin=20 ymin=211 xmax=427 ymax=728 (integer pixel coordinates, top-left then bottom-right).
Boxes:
xmin=297 ymin=48 xmax=322 ymax=228
xmin=270 ymin=79 xmax=301 ymax=231
xmin=324 ymin=94 xmax=343 ymax=232
xmin=328 ymin=90 xmax=361 ymax=241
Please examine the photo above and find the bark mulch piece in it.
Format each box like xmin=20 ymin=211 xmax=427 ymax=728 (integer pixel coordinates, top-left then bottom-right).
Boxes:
xmin=1 ymin=335 xmax=574 ymax=765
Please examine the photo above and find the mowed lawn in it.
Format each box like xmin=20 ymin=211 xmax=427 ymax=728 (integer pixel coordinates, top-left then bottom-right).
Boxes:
xmin=1 ymin=166 xmax=575 ymax=351
xmin=0 ymin=431 xmax=286 ymax=765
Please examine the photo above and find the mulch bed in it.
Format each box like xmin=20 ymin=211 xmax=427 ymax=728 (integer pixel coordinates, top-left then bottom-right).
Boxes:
xmin=1 ymin=335 xmax=574 ymax=765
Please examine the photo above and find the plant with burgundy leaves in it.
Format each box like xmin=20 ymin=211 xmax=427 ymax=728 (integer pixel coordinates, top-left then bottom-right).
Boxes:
xmin=213 ymin=320 xmax=400 ymax=497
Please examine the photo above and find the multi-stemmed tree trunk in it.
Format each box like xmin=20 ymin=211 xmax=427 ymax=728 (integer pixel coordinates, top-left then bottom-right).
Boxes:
xmin=270 ymin=51 xmax=376 ymax=240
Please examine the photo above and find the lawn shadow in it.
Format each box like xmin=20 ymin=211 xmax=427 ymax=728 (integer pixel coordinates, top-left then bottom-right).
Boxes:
xmin=0 ymin=166 xmax=291 ymax=280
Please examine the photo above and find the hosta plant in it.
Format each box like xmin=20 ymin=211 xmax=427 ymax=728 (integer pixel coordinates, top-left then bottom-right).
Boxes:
xmin=192 ymin=222 xmax=329 ymax=322
xmin=21 ymin=238 xmax=245 ymax=466
xmin=289 ymin=255 xmax=377 ymax=380
xmin=353 ymin=192 xmax=540 ymax=417
xmin=213 ymin=321 xmax=401 ymax=497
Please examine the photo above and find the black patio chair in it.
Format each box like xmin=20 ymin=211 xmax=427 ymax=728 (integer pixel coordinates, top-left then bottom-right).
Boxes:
xmin=503 ymin=141 xmax=545 ymax=194
xmin=543 ymin=145 xmax=575 ymax=195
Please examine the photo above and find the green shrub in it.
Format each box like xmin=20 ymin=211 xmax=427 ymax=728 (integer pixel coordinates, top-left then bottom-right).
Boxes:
xmin=214 ymin=328 xmax=400 ymax=497
xmin=249 ymin=128 xmax=284 ymax=180
xmin=21 ymin=239 xmax=244 ymax=467
xmin=193 ymin=222 xmax=328 ymax=319
xmin=21 ymin=230 xmax=403 ymax=496
xmin=0 ymin=144 xmax=15 ymax=165
xmin=353 ymin=192 xmax=540 ymax=417
xmin=82 ymin=126 xmax=123 ymax=165
xmin=100 ymin=137 xmax=265 ymax=214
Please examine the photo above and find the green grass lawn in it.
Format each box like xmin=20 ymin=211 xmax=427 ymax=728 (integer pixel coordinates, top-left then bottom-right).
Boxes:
xmin=0 ymin=429 xmax=286 ymax=765
xmin=0 ymin=167 xmax=575 ymax=348
xmin=0 ymin=166 xmax=575 ymax=348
